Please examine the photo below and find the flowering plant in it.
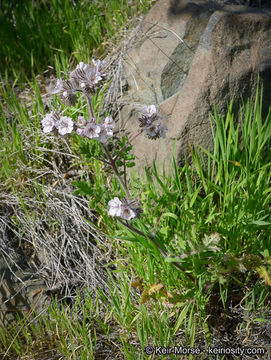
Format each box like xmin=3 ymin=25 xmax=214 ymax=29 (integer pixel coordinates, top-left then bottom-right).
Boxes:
xmin=41 ymin=59 xmax=195 ymax=284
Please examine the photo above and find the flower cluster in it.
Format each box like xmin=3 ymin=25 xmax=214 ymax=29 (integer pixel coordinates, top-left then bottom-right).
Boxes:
xmin=41 ymin=111 xmax=74 ymax=135
xmin=70 ymin=59 xmax=107 ymax=94
xmin=41 ymin=112 xmax=115 ymax=143
xmin=138 ymin=105 xmax=168 ymax=140
xmin=41 ymin=59 xmax=116 ymax=143
xmin=108 ymin=197 xmax=142 ymax=220
xmin=51 ymin=59 xmax=107 ymax=103
xmin=76 ymin=115 xmax=115 ymax=143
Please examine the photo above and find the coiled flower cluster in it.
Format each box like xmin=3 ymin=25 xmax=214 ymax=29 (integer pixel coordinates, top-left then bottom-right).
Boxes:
xmin=138 ymin=105 xmax=168 ymax=140
xmin=41 ymin=59 xmax=115 ymax=143
xmin=50 ymin=59 xmax=107 ymax=105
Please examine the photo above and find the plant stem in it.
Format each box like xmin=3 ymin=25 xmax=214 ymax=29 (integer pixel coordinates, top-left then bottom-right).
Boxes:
xmin=85 ymin=94 xmax=94 ymax=121
xmin=102 ymin=144 xmax=130 ymax=198
xmin=117 ymin=218 xmax=196 ymax=285
xmin=113 ymin=126 xmax=150 ymax=163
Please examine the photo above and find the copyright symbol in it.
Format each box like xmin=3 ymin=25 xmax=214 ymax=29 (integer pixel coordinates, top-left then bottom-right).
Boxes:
xmin=145 ymin=346 xmax=154 ymax=355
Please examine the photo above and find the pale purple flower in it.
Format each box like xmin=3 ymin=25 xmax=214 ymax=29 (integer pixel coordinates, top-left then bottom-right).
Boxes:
xmin=76 ymin=62 xmax=90 ymax=71
xmin=92 ymin=59 xmax=107 ymax=75
xmin=85 ymin=67 xmax=102 ymax=85
xmin=77 ymin=116 xmax=87 ymax=127
xmin=56 ymin=116 xmax=74 ymax=135
xmin=75 ymin=116 xmax=87 ymax=137
xmin=76 ymin=128 xmax=84 ymax=136
xmin=145 ymin=124 xmax=158 ymax=138
xmin=108 ymin=197 xmax=123 ymax=217
xmin=83 ymin=122 xmax=101 ymax=139
xmin=70 ymin=62 xmax=103 ymax=93
xmin=108 ymin=197 xmax=137 ymax=220
xmin=120 ymin=206 xmax=136 ymax=220
xmin=138 ymin=104 xmax=159 ymax=127
xmin=142 ymin=105 xmax=157 ymax=118
xmin=145 ymin=122 xmax=168 ymax=140
xmin=41 ymin=112 xmax=59 ymax=133
xmin=98 ymin=123 xmax=113 ymax=143
xmin=103 ymin=116 xmax=115 ymax=129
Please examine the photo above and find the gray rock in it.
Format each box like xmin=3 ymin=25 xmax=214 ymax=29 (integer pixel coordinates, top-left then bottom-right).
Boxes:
xmin=0 ymin=206 xmax=49 ymax=327
xmin=120 ymin=0 xmax=271 ymax=177
xmin=0 ymin=255 xmax=50 ymax=326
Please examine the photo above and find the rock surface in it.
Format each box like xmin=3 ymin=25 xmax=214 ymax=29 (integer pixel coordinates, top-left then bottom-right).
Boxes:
xmin=0 ymin=256 xmax=49 ymax=326
xmin=0 ymin=205 xmax=50 ymax=327
xmin=120 ymin=0 xmax=271 ymax=176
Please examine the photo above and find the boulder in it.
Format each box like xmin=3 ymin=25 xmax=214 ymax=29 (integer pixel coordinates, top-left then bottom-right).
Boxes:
xmin=120 ymin=0 xmax=271 ymax=177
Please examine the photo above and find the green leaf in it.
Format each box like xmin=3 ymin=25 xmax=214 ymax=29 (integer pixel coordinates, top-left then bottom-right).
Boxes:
xmin=72 ymin=180 xmax=93 ymax=196
xmin=173 ymin=303 xmax=191 ymax=336
xmin=250 ymin=220 xmax=271 ymax=226
xmin=189 ymin=185 xmax=201 ymax=208
xmin=252 ymin=318 xmax=270 ymax=323
xmin=165 ymin=257 xmax=186 ymax=263
xmin=162 ymin=212 xmax=179 ymax=221
xmin=116 ymin=160 xmax=124 ymax=167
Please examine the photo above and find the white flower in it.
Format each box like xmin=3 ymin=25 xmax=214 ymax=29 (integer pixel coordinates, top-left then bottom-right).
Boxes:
xmin=92 ymin=59 xmax=107 ymax=73
xmin=57 ymin=116 xmax=74 ymax=135
xmin=145 ymin=122 xmax=168 ymax=139
xmin=77 ymin=116 xmax=87 ymax=127
xmin=76 ymin=128 xmax=84 ymax=136
xmin=83 ymin=122 xmax=101 ymax=139
xmin=41 ymin=112 xmax=58 ymax=133
xmin=85 ymin=67 xmax=102 ymax=85
xmin=51 ymin=78 xmax=64 ymax=94
xmin=76 ymin=62 xmax=89 ymax=71
xmin=108 ymin=197 xmax=136 ymax=220
xmin=108 ymin=197 xmax=123 ymax=217
xmin=98 ymin=123 xmax=113 ymax=143
xmin=120 ymin=206 xmax=136 ymax=220
xmin=142 ymin=105 xmax=157 ymax=117
xmin=103 ymin=116 xmax=115 ymax=129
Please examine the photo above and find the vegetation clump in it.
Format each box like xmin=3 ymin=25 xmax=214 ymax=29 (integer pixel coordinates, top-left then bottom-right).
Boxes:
xmin=0 ymin=1 xmax=271 ymax=359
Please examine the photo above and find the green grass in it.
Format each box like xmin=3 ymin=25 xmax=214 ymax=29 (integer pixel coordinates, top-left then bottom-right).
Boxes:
xmin=1 ymin=89 xmax=271 ymax=359
xmin=1 ymin=0 xmax=271 ymax=358
xmin=0 ymin=0 xmax=155 ymax=195
xmin=0 ymin=0 xmax=153 ymax=82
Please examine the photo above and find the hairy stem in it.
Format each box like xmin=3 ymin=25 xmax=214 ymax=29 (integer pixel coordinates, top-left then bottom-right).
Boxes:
xmin=113 ymin=126 xmax=150 ymax=163
xmin=85 ymin=94 xmax=94 ymax=121
xmin=102 ymin=144 xmax=130 ymax=198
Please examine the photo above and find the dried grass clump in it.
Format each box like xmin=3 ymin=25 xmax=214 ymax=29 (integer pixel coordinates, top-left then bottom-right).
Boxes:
xmin=0 ymin=185 xmax=113 ymax=300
